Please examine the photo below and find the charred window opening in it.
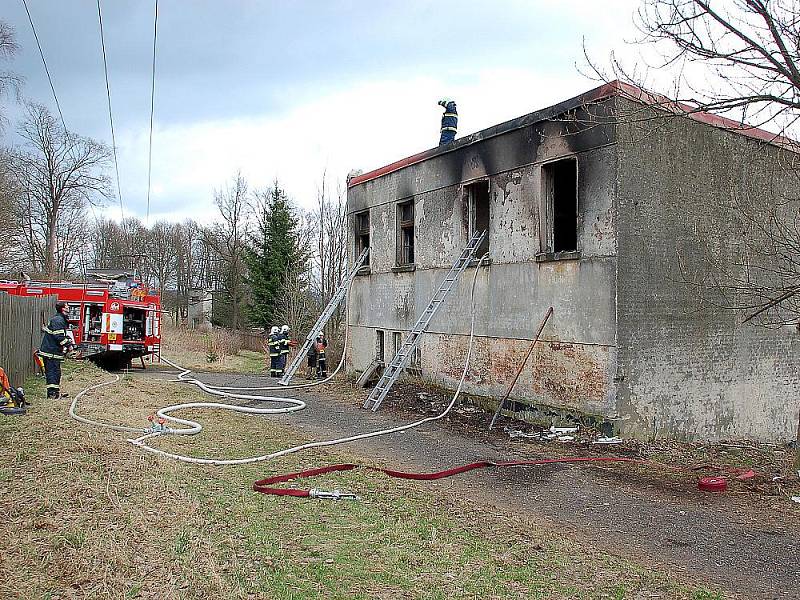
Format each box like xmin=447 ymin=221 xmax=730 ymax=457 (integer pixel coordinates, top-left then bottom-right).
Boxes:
xmin=465 ymin=181 xmax=490 ymax=256
xmin=393 ymin=331 xmax=402 ymax=359
xmin=396 ymin=200 xmax=415 ymax=265
xmin=355 ymin=210 xmax=370 ymax=265
xmin=543 ymin=158 xmax=578 ymax=253
xmin=376 ymin=330 xmax=385 ymax=363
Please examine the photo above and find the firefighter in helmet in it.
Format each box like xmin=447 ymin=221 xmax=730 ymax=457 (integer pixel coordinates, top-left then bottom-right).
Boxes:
xmin=278 ymin=324 xmax=291 ymax=375
xmin=438 ymin=98 xmax=458 ymax=145
xmin=268 ymin=326 xmax=281 ymax=377
xmin=39 ymin=301 xmax=73 ymax=398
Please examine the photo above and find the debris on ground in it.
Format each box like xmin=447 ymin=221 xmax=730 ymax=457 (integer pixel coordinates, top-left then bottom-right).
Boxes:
xmin=593 ymin=436 xmax=624 ymax=445
xmin=341 ymin=377 xmax=800 ymax=502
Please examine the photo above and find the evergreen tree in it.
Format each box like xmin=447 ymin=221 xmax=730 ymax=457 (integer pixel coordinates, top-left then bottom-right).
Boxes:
xmin=246 ymin=181 xmax=306 ymax=329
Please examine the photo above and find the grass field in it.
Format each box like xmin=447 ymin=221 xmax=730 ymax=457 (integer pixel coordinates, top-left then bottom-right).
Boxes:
xmin=0 ymin=362 xmax=725 ymax=599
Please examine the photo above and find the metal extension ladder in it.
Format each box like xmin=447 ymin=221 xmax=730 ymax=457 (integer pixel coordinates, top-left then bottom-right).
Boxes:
xmin=279 ymin=247 xmax=370 ymax=385
xmin=362 ymin=229 xmax=486 ymax=411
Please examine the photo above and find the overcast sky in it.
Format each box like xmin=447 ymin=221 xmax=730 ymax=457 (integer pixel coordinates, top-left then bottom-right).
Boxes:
xmin=1 ymin=0 xmax=643 ymax=223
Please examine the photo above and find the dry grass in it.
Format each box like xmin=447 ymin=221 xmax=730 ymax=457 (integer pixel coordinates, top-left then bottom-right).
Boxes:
xmin=160 ymin=324 xmax=267 ymax=374
xmin=0 ymin=363 xmax=726 ymax=599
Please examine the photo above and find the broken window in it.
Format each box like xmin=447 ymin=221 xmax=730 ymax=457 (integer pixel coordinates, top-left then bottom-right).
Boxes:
xmin=355 ymin=210 xmax=370 ymax=266
xmin=393 ymin=331 xmax=402 ymax=359
xmin=542 ymin=157 xmax=578 ymax=253
xmin=465 ymin=181 xmax=490 ymax=256
xmin=396 ymin=200 xmax=415 ymax=265
xmin=376 ymin=330 xmax=385 ymax=363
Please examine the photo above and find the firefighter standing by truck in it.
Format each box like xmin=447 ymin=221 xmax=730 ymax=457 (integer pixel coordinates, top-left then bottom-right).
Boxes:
xmin=39 ymin=301 xmax=73 ymax=398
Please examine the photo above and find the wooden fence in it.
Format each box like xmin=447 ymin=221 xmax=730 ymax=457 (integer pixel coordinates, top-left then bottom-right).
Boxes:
xmin=0 ymin=292 xmax=57 ymax=387
xmin=238 ymin=330 xmax=269 ymax=353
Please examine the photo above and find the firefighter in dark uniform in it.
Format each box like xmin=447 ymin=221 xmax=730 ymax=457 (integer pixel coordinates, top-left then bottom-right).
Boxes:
xmin=39 ymin=301 xmax=73 ymax=398
xmin=438 ymin=98 xmax=458 ymax=145
xmin=278 ymin=324 xmax=291 ymax=375
xmin=268 ymin=326 xmax=281 ymax=377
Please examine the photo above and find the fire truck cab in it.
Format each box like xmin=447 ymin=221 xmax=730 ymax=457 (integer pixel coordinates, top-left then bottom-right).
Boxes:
xmin=0 ymin=270 xmax=161 ymax=368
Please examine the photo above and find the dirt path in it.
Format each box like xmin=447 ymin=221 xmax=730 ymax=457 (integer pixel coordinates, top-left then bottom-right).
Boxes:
xmin=142 ymin=370 xmax=799 ymax=599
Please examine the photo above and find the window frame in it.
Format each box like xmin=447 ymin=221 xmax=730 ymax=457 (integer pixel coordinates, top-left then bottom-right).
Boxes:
xmin=396 ymin=199 xmax=415 ymax=266
xmin=354 ymin=210 xmax=371 ymax=265
xmin=541 ymin=156 xmax=579 ymax=255
xmin=464 ymin=180 xmax=491 ymax=257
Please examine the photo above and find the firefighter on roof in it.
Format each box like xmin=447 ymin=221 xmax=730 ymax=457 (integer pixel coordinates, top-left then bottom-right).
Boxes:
xmin=438 ymin=98 xmax=458 ymax=145
xmin=268 ymin=326 xmax=281 ymax=377
xmin=39 ymin=301 xmax=73 ymax=398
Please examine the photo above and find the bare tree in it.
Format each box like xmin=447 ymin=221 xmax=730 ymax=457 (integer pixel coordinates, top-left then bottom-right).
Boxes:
xmin=7 ymin=102 xmax=111 ymax=278
xmin=173 ymin=220 xmax=204 ymax=324
xmin=624 ymin=1 xmax=800 ymax=133
xmin=206 ymin=172 xmax=250 ymax=329
xmin=144 ymin=221 xmax=179 ymax=298
xmin=583 ymin=1 xmax=800 ymax=325
xmin=0 ymin=20 xmax=22 ymax=131
xmin=313 ymin=171 xmax=348 ymax=340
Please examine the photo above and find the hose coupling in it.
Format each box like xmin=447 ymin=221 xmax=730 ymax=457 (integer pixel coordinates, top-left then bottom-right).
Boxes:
xmin=309 ymin=488 xmax=360 ymax=501
xmin=146 ymin=420 xmax=172 ymax=434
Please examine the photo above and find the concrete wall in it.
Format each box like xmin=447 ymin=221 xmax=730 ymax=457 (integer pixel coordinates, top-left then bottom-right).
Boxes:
xmin=615 ymin=98 xmax=800 ymax=441
xmin=347 ymin=103 xmax=622 ymax=418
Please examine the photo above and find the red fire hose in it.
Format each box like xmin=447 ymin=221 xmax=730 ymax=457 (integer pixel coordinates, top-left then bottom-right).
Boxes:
xmin=252 ymin=457 xmax=642 ymax=499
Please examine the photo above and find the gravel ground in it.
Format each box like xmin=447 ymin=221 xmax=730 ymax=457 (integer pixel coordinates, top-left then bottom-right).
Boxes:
xmin=141 ymin=369 xmax=800 ymax=600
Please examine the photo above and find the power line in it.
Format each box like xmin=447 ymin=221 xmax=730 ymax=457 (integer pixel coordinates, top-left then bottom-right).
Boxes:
xmin=96 ymin=0 xmax=125 ymax=223
xmin=21 ymin=0 xmax=103 ymax=240
xmin=21 ymin=0 xmax=67 ymax=131
xmin=146 ymin=0 xmax=159 ymax=226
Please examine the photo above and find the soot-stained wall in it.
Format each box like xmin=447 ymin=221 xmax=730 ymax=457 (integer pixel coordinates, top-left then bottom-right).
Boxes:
xmin=347 ymin=100 xmax=622 ymax=421
xmin=347 ymin=93 xmax=800 ymax=443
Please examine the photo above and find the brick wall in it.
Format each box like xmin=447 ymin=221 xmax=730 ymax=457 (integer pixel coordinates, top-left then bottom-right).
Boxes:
xmin=615 ymin=98 xmax=800 ymax=441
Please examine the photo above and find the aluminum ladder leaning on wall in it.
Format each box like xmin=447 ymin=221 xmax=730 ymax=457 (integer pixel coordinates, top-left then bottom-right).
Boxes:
xmin=279 ymin=247 xmax=370 ymax=385
xmin=362 ymin=229 xmax=486 ymax=411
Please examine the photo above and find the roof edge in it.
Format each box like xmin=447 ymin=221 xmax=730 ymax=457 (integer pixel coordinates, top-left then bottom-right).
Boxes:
xmin=348 ymin=80 xmax=799 ymax=189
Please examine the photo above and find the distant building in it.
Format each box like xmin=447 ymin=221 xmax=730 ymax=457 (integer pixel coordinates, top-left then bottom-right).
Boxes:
xmin=188 ymin=288 xmax=213 ymax=330
xmin=346 ymin=81 xmax=800 ymax=442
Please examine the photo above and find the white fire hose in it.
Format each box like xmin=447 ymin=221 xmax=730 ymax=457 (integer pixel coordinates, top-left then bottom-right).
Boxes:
xmin=69 ymin=255 xmax=487 ymax=466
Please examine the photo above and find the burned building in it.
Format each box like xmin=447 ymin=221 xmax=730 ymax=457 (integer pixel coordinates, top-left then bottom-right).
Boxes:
xmin=345 ymin=81 xmax=800 ymax=442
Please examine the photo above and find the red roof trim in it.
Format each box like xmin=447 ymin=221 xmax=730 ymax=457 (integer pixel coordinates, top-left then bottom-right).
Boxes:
xmin=348 ymin=80 xmax=799 ymax=188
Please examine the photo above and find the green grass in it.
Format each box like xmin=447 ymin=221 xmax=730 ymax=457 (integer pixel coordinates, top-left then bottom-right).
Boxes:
xmin=239 ymin=349 xmax=268 ymax=374
xmin=0 ymin=362 xmax=726 ymax=599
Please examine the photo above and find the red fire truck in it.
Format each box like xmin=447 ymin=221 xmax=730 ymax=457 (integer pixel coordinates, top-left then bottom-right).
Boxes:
xmin=0 ymin=273 xmax=162 ymax=368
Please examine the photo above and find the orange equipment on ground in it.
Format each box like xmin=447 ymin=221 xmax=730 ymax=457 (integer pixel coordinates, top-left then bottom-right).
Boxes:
xmin=0 ymin=367 xmax=28 ymax=416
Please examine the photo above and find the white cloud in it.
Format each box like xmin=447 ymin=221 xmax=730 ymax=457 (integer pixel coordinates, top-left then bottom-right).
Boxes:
xmin=109 ymin=67 xmax=632 ymax=223
xmin=94 ymin=0 xmax=649 ymax=224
